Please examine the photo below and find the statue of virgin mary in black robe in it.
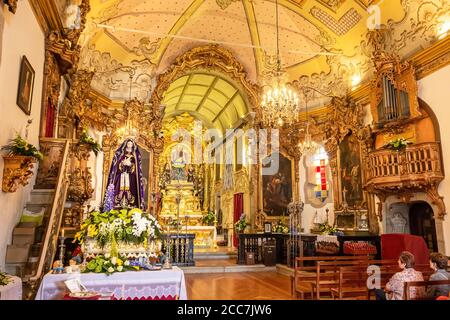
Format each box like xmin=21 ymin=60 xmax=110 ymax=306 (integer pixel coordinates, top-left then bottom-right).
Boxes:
xmin=104 ymin=139 xmax=146 ymax=210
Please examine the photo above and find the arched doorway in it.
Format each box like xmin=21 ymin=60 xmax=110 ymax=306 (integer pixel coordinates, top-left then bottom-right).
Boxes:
xmin=409 ymin=201 xmax=438 ymax=252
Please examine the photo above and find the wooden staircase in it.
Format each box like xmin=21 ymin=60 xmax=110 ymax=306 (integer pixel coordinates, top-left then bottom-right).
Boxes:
xmin=4 ymin=140 xmax=72 ymax=299
xmin=5 ymin=189 xmax=54 ymax=281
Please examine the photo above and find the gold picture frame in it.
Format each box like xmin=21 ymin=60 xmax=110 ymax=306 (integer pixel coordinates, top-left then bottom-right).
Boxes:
xmin=16 ymin=56 xmax=35 ymax=116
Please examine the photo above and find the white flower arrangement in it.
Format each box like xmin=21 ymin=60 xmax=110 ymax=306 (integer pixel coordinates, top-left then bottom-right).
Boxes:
xmin=75 ymin=208 xmax=161 ymax=247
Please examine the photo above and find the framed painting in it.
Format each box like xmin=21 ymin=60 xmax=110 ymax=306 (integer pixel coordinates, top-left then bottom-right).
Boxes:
xmin=16 ymin=56 xmax=35 ymax=115
xmin=339 ymin=132 xmax=364 ymax=207
xmin=264 ymin=221 xmax=272 ymax=233
xmin=262 ymin=152 xmax=293 ymax=217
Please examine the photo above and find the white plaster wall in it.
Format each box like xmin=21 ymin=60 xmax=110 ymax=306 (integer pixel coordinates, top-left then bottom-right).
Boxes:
xmin=0 ymin=2 xmax=45 ymax=269
xmin=418 ymin=64 xmax=450 ymax=256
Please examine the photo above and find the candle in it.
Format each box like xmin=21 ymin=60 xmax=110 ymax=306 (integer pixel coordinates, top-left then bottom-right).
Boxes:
xmin=61 ymin=229 xmax=65 ymax=237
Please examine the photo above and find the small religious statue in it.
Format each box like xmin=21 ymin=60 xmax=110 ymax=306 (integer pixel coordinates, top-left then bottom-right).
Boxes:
xmin=159 ymin=163 xmax=171 ymax=191
xmin=342 ymin=186 xmax=348 ymax=207
xmin=64 ymin=0 xmax=82 ymax=29
xmin=187 ymin=164 xmax=195 ymax=183
xmin=104 ymin=139 xmax=146 ymax=210
xmin=171 ymin=147 xmax=188 ymax=181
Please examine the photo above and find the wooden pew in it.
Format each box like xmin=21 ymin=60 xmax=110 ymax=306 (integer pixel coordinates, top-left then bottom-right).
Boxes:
xmin=292 ymin=255 xmax=369 ymax=299
xmin=315 ymin=259 xmax=370 ymax=300
xmin=404 ymin=279 xmax=450 ymax=300
xmin=332 ymin=263 xmax=434 ymax=300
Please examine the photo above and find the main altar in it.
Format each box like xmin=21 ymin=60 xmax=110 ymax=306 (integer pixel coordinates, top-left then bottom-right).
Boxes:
xmin=157 ymin=114 xmax=217 ymax=250
xmin=159 ymin=181 xmax=216 ymax=249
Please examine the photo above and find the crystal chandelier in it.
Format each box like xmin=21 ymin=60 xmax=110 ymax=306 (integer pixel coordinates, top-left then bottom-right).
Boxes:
xmin=116 ymin=69 xmax=139 ymax=141
xmin=298 ymin=91 xmax=318 ymax=155
xmin=260 ymin=0 xmax=300 ymax=128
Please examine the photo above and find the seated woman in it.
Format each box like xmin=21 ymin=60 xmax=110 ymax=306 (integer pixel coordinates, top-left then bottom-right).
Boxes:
xmin=425 ymin=253 xmax=450 ymax=299
xmin=375 ymin=251 xmax=425 ymax=300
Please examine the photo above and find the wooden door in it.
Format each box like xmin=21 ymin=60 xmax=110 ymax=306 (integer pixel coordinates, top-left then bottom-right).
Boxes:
xmin=409 ymin=202 xmax=438 ymax=252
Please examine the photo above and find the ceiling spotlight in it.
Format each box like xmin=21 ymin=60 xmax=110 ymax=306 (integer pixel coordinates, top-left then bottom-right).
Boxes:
xmin=351 ymin=74 xmax=362 ymax=88
xmin=437 ymin=20 xmax=450 ymax=39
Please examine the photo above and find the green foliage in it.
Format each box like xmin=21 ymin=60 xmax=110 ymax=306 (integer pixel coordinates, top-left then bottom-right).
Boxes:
xmin=201 ymin=211 xmax=215 ymax=226
xmin=0 ymin=272 xmax=11 ymax=286
xmin=384 ymin=138 xmax=412 ymax=151
xmin=234 ymin=213 xmax=248 ymax=233
xmin=74 ymin=208 xmax=161 ymax=247
xmin=83 ymin=254 xmax=137 ymax=275
xmin=273 ymin=220 xmax=289 ymax=233
xmin=1 ymin=134 xmax=43 ymax=160
xmin=318 ymin=223 xmax=337 ymax=235
xmin=79 ymin=129 xmax=102 ymax=156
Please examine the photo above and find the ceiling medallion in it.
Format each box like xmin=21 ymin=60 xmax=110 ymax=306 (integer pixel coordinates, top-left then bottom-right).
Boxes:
xmin=260 ymin=0 xmax=300 ymax=128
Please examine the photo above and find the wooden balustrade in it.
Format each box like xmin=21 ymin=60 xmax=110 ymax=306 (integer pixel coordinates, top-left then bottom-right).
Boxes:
xmin=365 ymin=142 xmax=443 ymax=187
xmin=29 ymin=140 xmax=71 ymax=296
xmin=237 ymin=233 xmax=316 ymax=266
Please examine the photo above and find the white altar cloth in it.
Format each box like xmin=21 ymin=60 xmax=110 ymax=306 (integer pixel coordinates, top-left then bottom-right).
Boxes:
xmin=0 ymin=276 xmax=22 ymax=300
xmin=35 ymin=267 xmax=187 ymax=300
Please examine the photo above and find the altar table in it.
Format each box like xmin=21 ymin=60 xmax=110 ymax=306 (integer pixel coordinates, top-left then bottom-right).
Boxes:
xmin=0 ymin=276 xmax=22 ymax=300
xmin=35 ymin=267 xmax=187 ymax=300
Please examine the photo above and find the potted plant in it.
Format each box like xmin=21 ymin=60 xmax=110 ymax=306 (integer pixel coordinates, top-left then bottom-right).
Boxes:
xmin=78 ymin=129 xmax=102 ymax=156
xmin=383 ymin=137 xmax=412 ymax=152
xmin=234 ymin=213 xmax=248 ymax=234
xmin=318 ymin=223 xmax=337 ymax=235
xmin=201 ymin=211 xmax=216 ymax=226
xmin=1 ymin=134 xmax=43 ymax=192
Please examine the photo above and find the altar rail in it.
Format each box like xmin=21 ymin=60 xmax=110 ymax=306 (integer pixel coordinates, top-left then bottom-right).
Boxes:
xmin=365 ymin=142 xmax=443 ymax=186
xmin=238 ymin=233 xmax=381 ymax=267
xmin=160 ymin=234 xmax=195 ymax=267
xmin=237 ymin=233 xmax=316 ymax=266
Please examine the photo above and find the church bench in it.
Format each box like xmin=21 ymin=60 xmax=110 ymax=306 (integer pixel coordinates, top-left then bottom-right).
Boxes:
xmin=292 ymin=256 xmax=369 ymax=299
xmin=316 ymin=260 xmax=371 ymax=300
xmin=331 ymin=265 xmax=370 ymax=300
xmin=324 ymin=260 xmax=399 ymax=300
xmin=404 ymin=279 xmax=450 ymax=300
xmin=332 ymin=263 xmax=434 ymax=300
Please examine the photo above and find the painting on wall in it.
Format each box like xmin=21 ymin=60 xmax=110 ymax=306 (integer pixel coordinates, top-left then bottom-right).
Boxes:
xmin=16 ymin=56 xmax=35 ymax=115
xmin=262 ymin=152 xmax=293 ymax=216
xmin=339 ymin=132 xmax=364 ymax=207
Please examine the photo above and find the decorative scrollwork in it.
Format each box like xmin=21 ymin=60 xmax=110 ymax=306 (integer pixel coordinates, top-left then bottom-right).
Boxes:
xmin=3 ymin=0 xmax=17 ymax=14
xmin=1 ymin=156 xmax=35 ymax=193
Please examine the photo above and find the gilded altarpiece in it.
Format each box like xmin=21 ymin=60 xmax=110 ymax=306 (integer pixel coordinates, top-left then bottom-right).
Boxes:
xmin=316 ymin=97 xmax=377 ymax=234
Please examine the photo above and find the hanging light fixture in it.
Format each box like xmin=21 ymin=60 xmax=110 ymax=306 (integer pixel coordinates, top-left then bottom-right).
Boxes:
xmin=298 ymin=90 xmax=318 ymax=155
xmin=116 ymin=68 xmax=139 ymax=140
xmin=260 ymin=0 xmax=300 ymax=128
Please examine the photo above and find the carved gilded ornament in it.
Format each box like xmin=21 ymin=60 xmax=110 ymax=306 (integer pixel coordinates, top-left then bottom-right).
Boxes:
xmin=2 ymin=156 xmax=36 ymax=193
xmin=59 ymin=69 xmax=94 ymax=135
xmin=151 ymin=45 xmax=261 ymax=126
xmin=64 ymin=0 xmax=90 ymax=47
xmin=2 ymin=0 xmax=17 ymax=14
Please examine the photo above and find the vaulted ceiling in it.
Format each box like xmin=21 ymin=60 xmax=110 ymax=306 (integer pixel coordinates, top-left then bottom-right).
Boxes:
xmin=162 ymin=73 xmax=248 ymax=131
xmin=78 ymin=0 xmax=450 ymax=117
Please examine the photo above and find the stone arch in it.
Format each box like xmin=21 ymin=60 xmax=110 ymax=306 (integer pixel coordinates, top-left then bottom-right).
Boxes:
xmin=150 ymin=45 xmax=261 ymax=126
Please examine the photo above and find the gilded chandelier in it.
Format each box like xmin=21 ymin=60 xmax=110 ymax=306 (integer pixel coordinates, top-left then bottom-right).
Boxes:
xmin=260 ymin=0 xmax=299 ymax=127
xmin=298 ymin=90 xmax=318 ymax=155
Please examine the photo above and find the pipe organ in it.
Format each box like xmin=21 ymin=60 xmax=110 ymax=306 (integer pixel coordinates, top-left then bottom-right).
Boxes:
xmin=377 ymin=75 xmax=411 ymax=124
xmin=371 ymin=60 xmax=419 ymax=128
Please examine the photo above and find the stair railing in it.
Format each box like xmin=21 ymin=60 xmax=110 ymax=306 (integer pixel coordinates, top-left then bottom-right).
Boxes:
xmin=28 ymin=140 xmax=71 ymax=296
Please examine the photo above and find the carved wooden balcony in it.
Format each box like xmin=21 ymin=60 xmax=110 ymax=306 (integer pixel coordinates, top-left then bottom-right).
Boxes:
xmin=364 ymin=142 xmax=446 ymax=218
